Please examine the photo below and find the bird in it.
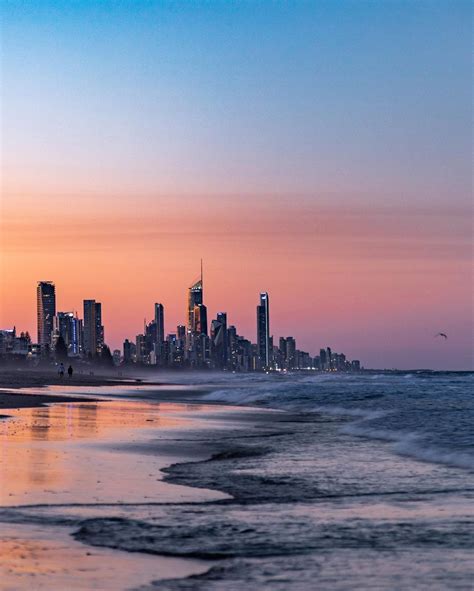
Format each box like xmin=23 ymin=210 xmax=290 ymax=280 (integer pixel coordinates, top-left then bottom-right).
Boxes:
xmin=435 ymin=333 xmax=448 ymax=339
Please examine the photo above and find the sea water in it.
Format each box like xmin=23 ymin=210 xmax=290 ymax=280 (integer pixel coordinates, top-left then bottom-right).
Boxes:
xmin=2 ymin=372 xmax=473 ymax=590
xmin=77 ymin=372 xmax=474 ymax=589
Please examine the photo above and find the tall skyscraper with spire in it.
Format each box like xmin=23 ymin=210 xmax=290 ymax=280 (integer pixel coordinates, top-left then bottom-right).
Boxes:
xmin=186 ymin=261 xmax=209 ymax=364
xmin=187 ymin=261 xmax=204 ymax=333
xmin=37 ymin=281 xmax=56 ymax=350
xmin=257 ymin=292 xmax=270 ymax=369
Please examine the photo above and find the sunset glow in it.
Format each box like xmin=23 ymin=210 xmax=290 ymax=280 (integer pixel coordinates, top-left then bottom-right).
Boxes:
xmin=1 ymin=1 xmax=472 ymax=369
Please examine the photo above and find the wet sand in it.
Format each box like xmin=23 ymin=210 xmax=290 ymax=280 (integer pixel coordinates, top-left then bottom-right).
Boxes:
xmin=0 ymin=523 xmax=212 ymax=591
xmin=0 ymin=390 xmax=240 ymax=589
xmin=0 ymin=367 xmax=134 ymax=390
xmin=0 ymin=392 xmax=95 ymax=411
xmin=0 ymin=367 xmax=134 ymax=413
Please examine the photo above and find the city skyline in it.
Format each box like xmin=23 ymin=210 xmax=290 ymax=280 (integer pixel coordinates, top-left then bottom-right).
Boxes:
xmin=0 ymin=267 xmax=469 ymax=370
xmin=1 ymin=276 xmax=360 ymax=372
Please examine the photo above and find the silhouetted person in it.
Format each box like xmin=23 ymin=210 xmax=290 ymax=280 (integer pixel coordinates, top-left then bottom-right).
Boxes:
xmin=67 ymin=365 xmax=73 ymax=378
xmin=58 ymin=363 xmax=65 ymax=378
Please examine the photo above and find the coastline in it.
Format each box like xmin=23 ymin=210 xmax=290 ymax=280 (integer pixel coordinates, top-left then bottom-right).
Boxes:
xmin=0 ymin=382 xmax=258 ymax=589
xmin=0 ymin=366 xmax=157 ymax=411
xmin=0 ymin=366 xmax=142 ymax=390
xmin=1 ymin=373 xmax=473 ymax=590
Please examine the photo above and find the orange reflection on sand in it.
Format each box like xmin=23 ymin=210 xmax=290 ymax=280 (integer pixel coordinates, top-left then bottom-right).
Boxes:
xmin=0 ymin=401 xmax=214 ymax=507
xmin=0 ymin=523 xmax=212 ymax=590
xmin=1 ymin=401 xmax=184 ymax=443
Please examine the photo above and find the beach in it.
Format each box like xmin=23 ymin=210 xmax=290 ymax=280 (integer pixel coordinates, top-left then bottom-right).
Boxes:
xmin=0 ymin=370 xmax=276 ymax=589
xmin=0 ymin=370 xmax=473 ymax=590
xmin=0 ymin=371 xmax=230 ymax=589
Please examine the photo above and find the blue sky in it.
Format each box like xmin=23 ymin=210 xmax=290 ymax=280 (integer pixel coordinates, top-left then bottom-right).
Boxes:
xmin=2 ymin=0 xmax=471 ymax=203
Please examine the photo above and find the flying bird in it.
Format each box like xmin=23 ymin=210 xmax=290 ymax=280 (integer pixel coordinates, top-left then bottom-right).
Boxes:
xmin=435 ymin=333 xmax=448 ymax=339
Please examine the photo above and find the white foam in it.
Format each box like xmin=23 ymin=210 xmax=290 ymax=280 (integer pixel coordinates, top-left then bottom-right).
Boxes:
xmin=342 ymin=424 xmax=474 ymax=471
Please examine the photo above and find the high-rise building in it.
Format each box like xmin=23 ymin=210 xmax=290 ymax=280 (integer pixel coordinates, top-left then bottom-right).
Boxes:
xmin=193 ymin=303 xmax=208 ymax=336
xmin=351 ymin=360 xmax=361 ymax=371
xmin=53 ymin=312 xmax=82 ymax=356
xmin=165 ymin=334 xmax=177 ymax=366
xmin=187 ymin=279 xmax=203 ymax=332
xmin=83 ymin=300 xmax=104 ymax=356
xmin=286 ymin=337 xmax=296 ymax=369
xmin=135 ymin=334 xmax=146 ymax=363
xmin=123 ymin=339 xmax=133 ymax=363
xmin=95 ymin=302 xmax=104 ymax=353
xmin=319 ymin=348 xmax=327 ymax=370
xmin=326 ymin=347 xmax=332 ymax=370
xmin=37 ymin=281 xmax=56 ymax=350
xmin=145 ymin=320 xmax=157 ymax=359
xmin=0 ymin=328 xmax=16 ymax=356
xmin=83 ymin=300 xmax=96 ymax=355
xmin=227 ymin=325 xmax=238 ymax=370
xmin=154 ymin=303 xmax=165 ymax=345
xmin=186 ymin=264 xmax=206 ymax=365
xmin=210 ymin=312 xmax=228 ymax=368
xmin=256 ymin=292 xmax=270 ymax=369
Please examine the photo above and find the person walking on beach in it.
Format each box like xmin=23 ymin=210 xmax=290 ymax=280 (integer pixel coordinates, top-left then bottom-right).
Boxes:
xmin=68 ymin=365 xmax=74 ymax=378
xmin=58 ymin=363 xmax=65 ymax=378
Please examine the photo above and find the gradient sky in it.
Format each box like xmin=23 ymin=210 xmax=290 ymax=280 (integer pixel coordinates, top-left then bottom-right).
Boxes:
xmin=1 ymin=0 xmax=472 ymax=369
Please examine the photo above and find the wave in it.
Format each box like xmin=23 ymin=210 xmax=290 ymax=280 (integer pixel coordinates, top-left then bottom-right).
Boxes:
xmin=342 ymin=424 xmax=474 ymax=471
xmin=72 ymin=513 xmax=474 ymax=560
xmin=313 ymin=405 xmax=387 ymax=420
xmin=203 ymin=376 xmax=474 ymax=472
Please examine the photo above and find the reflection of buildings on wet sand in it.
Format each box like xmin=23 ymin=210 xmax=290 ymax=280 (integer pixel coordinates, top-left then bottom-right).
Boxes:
xmin=0 ymin=400 xmax=194 ymax=506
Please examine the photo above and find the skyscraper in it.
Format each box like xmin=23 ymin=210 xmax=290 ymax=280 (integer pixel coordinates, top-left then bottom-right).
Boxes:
xmin=187 ymin=279 xmax=203 ymax=332
xmin=193 ymin=303 xmax=208 ymax=336
xmin=217 ymin=312 xmax=228 ymax=367
xmin=83 ymin=300 xmax=104 ymax=356
xmin=319 ymin=348 xmax=327 ymax=370
xmin=256 ymin=292 xmax=270 ymax=369
xmin=37 ymin=281 xmax=56 ymax=350
xmin=83 ymin=300 xmax=96 ymax=356
xmin=286 ymin=337 xmax=296 ymax=369
xmin=186 ymin=263 xmax=206 ymax=364
xmin=95 ymin=302 xmax=104 ymax=353
xmin=210 ymin=312 xmax=228 ymax=368
xmin=326 ymin=347 xmax=332 ymax=370
xmin=154 ymin=303 xmax=165 ymax=345
xmin=123 ymin=339 xmax=133 ymax=363
xmin=53 ymin=312 xmax=82 ymax=356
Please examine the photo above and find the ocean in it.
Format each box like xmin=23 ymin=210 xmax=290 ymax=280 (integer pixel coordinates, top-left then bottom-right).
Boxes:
xmin=1 ymin=371 xmax=473 ymax=590
xmin=78 ymin=371 xmax=474 ymax=589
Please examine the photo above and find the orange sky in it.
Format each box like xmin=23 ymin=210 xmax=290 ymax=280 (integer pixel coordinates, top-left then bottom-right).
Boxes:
xmin=1 ymin=191 xmax=471 ymax=369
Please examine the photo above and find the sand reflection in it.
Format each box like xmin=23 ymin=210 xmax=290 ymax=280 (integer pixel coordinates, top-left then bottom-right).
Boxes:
xmin=0 ymin=523 xmax=212 ymax=591
xmin=0 ymin=400 xmax=226 ymax=506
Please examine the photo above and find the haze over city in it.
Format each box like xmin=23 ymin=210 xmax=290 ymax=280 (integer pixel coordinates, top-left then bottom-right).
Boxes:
xmin=1 ymin=1 xmax=472 ymax=370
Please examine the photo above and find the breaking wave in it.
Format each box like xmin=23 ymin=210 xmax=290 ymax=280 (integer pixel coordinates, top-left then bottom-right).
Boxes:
xmin=203 ymin=372 xmax=474 ymax=471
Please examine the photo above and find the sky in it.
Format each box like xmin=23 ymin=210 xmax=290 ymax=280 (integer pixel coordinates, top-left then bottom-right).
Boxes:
xmin=0 ymin=0 xmax=472 ymax=369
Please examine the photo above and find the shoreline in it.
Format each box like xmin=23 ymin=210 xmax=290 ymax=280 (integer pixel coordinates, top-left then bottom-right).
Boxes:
xmin=0 ymin=387 xmax=252 ymax=589
xmin=0 ymin=367 xmax=162 ymax=411
xmin=0 ymin=392 xmax=101 ymax=411
xmin=0 ymin=367 xmax=146 ymax=390
xmin=2 ymin=374 xmax=473 ymax=590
